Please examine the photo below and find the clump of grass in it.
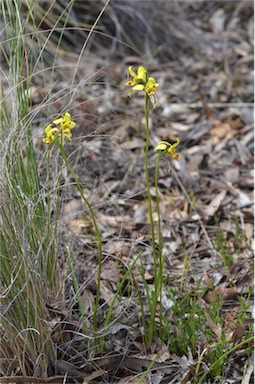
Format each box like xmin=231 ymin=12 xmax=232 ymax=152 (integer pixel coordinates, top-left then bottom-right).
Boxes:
xmin=0 ymin=0 xmax=63 ymax=377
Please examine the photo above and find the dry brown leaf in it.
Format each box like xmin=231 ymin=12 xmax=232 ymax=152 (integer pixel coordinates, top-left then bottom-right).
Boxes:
xmin=170 ymin=122 xmax=194 ymax=132
xmin=81 ymin=288 xmax=94 ymax=312
xmin=210 ymin=119 xmax=237 ymax=144
xmin=97 ymin=212 xmax=133 ymax=229
xmin=131 ymin=341 xmax=147 ymax=354
xmin=101 ymin=260 xmax=120 ymax=283
xmin=204 ymin=288 xmax=239 ymax=303
xmin=227 ymin=324 xmax=245 ymax=341
xmin=82 ymin=369 xmax=107 ymax=384
xmin=130 ymin=338 xmax=171 ymax=365
xmin=67 ymin=219 xmax=91 ymax=235
xmin=203 ymin=190 xmax=226 ymax=218
xmin=226 ymin=119 xmax=244 ymax=130
xmin=210 ymin=119 xmax=231 ymax=137
xmin=204 ymin=310 xmax=222 ymax=339
xmin=144 ymin=272 xmax=154 ymax=281
xmin=151 ymin=337 xmax=171 ymax=363
xmin=186 ymin=153 xmax=204 ymax=175
xmin=133 ymin=202 xmax=149 ymax=224
xmin=179 ymin=369 xmax=193 ymax=384
xmin=224 ymin=167 xmax=240 ymax=183
xmin=61 ymin=199 xmax=83 ymax=220
xmin=99 ymin=280 xmax=116 ymax=306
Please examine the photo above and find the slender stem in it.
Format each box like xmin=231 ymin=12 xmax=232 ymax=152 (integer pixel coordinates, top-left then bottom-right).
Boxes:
xmin=137 ymin=354 xmax=158 ymax=384
xmin=144 ymin=94 xmax=157 ymax=347
xmin=144 ymin=96 xmax=155 ymax=249
xmin=55 ymin=142 xmax=102 ymax=348
xmin=155 ymin=152 xmax=164 ymax=336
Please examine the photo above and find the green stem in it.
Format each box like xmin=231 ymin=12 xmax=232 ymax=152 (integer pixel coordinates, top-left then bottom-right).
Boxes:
xmin=55 ymin=142 xmax=102 ymax=349
xmin=137 ymin=354 xmax=158 ymax=384
xmin=144 ymin=94 xmax=157 ymax=347
xmin=155 ymin=152 xmax=164 ymax=336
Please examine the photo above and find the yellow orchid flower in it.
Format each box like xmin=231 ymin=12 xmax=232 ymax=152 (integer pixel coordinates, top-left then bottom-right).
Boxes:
xmin=145 ymin=77 xmax=159 ymax=96
xmin=154 ymin=138 xmax=182 ymax=159
xmin=42 ymin=113 xmax=76 ymax=145
xmin=42 ymin=125 xmax=59 ymax=144
xmin=126 ymin=65 xmax=147 ymax=87
xmin=126 ymin=65 xmax=159 ymax=102
xmin=63 ymin=128 xmax=72 ymax=141
xmin=136 ymin=66 xmax=147 ymax=82
xmin=53 ymin=112 xmax=76 ymax=131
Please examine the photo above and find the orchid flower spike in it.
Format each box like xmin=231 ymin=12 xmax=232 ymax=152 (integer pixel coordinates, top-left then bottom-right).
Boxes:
xmin=154 ymin=138 xmax=182 ymax=159
xmin=42 ymin=112 xmax=76 ymax=146
xmin=126 ymin=65 xmax=159 ymax=106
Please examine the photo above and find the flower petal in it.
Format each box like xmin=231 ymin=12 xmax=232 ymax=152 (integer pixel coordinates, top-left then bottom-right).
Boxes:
xmin=126 ymin=80 xmax=136 ymax=87
xmin=52 ymin=117 xmax=63 ymax=125
xmin=154 ymin=143 xmax=168 ymax=151
xmin=48 ymin=128 xmax=59 ymax=137
xmin=145 ymin=77 xmax=159 ymax=96
xmin=45 ymin=124 xmax=53 ymax=135
xmin=170 ymin=137 xmax=181 ymax=148
xmin=137 ymin=66 xmax=147 ymax=82
xmin=171 ymin=153 xmax=182 ymax=159
xmin=42 ymin=138 xmax=52 ymax=144
xmin=132 ymin=84 xmax=145 ymax=91
xmin=167 ymin=142 xmax=182 ymax=159
xmin=63 ymin=112 xmax=71 ymax=122
xmin=128 ymin=66 xmax=137 ymax=78
xmin=63 ymin=128 xmax=72 ymax=140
